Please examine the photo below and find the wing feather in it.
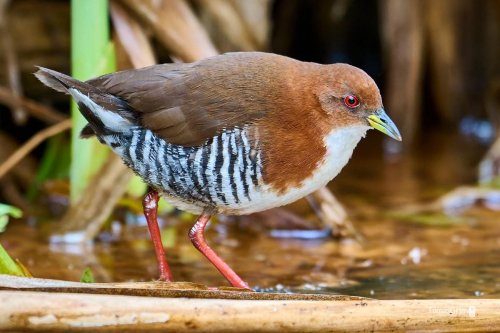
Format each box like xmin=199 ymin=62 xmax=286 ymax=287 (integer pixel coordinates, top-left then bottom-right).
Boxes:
xmin=87 ymin=52 xmax=291 ymax=146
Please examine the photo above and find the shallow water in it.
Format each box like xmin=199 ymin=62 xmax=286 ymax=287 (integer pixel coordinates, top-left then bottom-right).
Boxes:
xmin=1 ymin=131 xmax=499 ymax=299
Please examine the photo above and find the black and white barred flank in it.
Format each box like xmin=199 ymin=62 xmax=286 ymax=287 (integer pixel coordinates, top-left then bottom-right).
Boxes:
xmin=107 ymin=126 xmax=264 ymax=211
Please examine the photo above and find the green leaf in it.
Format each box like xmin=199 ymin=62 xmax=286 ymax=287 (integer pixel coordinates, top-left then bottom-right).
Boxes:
xmin=0 ymin=216 xmax=8 ymax=234
xmin=0 ymin=204 xmax=22 ymax=219
xmin=80 ymin=267 xmax=95 ymax=283
xmin=0 ymin=204 xmax=22 ymax=233
xmin=0 ymin=243 xmax=26 ymax=276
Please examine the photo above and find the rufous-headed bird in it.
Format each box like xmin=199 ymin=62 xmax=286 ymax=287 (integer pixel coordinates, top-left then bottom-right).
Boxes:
xmin=36 ymin=52 xmax=401 ymax=289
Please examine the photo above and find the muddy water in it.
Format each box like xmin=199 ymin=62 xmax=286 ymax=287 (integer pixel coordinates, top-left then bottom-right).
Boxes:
xmin=1 ymin=131 xmax=499 ymax=299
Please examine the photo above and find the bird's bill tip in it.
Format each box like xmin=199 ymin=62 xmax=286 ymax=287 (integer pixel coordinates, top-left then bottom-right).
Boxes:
xmin=367 ymin=110 xmax=402 ymax=141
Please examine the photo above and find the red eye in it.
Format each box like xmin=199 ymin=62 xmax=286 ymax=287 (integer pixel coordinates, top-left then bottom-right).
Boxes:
xmin=344 ymin=95 xmax=360 ymax=108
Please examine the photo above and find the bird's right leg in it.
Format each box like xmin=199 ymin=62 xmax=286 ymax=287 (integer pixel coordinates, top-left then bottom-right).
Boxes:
xmin=189 ymin=209 xmax=250 ymax=289
xmin=143 ymin=190 xmax=173 ymax=281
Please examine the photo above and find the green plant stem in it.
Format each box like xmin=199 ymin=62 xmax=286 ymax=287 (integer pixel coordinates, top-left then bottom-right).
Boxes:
xmin=70 ymin=0 xmax=115 ymax=202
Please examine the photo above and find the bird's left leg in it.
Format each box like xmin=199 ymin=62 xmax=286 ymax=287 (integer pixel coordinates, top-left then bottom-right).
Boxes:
xmin=143 ymin=190 xmax=173 ymax=281
xmin=189 ymin=209 xmax=250 ymax=289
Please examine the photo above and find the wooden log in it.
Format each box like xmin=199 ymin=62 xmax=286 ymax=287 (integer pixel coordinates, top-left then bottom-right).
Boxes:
xmin=0 ymin=289 xmax=498 ymax=332
xmin=0 ymin=275 xmax=499 ymax=332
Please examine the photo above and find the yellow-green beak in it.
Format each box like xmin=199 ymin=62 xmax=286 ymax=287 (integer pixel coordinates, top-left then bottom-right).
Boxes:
xmin=367 ymin=109 xmax=402 ymax=141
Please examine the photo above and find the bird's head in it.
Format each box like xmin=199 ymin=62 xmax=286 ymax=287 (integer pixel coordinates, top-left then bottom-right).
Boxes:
xmin=315 ymin=63 xmax=402 ymax=141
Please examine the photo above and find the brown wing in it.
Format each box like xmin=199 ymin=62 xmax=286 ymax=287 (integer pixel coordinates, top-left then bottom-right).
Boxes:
xmin=87 ymin=52 xmax=290 ymax=146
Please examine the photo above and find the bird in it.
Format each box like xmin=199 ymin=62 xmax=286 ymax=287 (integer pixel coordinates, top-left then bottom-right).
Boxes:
xmin=35 ymin=52 xmax=401 ymax=289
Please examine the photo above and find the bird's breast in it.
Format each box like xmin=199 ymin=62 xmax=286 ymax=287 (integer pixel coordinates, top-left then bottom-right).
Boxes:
xmin=225 ymin=125 xmax=370 ymax=215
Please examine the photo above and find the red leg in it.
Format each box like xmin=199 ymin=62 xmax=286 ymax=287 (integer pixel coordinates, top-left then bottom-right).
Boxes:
xmin=143 ymin=191 xmax=173 ymax=281
xmin=188 ymin=210 xmax=250 ymax=289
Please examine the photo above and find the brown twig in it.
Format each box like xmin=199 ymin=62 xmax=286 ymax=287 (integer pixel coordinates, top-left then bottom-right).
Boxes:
xmin=0 ymin=119 xmax=71 ymax=180
xmin=309 ymin=188 xmax=363 ymax=241
xmin=0 ymin=86 xmax=67 ymax=124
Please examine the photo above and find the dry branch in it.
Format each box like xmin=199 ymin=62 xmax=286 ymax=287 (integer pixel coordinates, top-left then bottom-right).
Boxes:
xmin=308 ymin=187 xmax=362 ymax=240
xmin=53 ymin=155 xmax=135 ymax=242
xmin=0 ymin=132 xmax=37 ymax=210
xmin=0 ymin=86 xmax=67 ymax=124
xmin=0 ymin=119 xmax=71 ymax=180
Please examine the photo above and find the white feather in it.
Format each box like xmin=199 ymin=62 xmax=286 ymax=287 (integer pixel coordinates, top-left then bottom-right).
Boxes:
xmin=68 ymin=88 xmax=132 ymax=132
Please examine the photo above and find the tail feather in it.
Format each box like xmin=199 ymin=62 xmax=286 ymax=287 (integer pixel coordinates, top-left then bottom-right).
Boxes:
xmin=34 ymin=66 xmax=74 ymax=94
xmin=35 ymin=67 xmax=135 ymax=138
xmin=34 ymin=66 xmax=100 ymax=95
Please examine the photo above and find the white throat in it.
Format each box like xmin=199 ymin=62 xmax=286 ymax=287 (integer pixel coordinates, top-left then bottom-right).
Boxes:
xmin=320 ymin=125 xmax=370 ymax=181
